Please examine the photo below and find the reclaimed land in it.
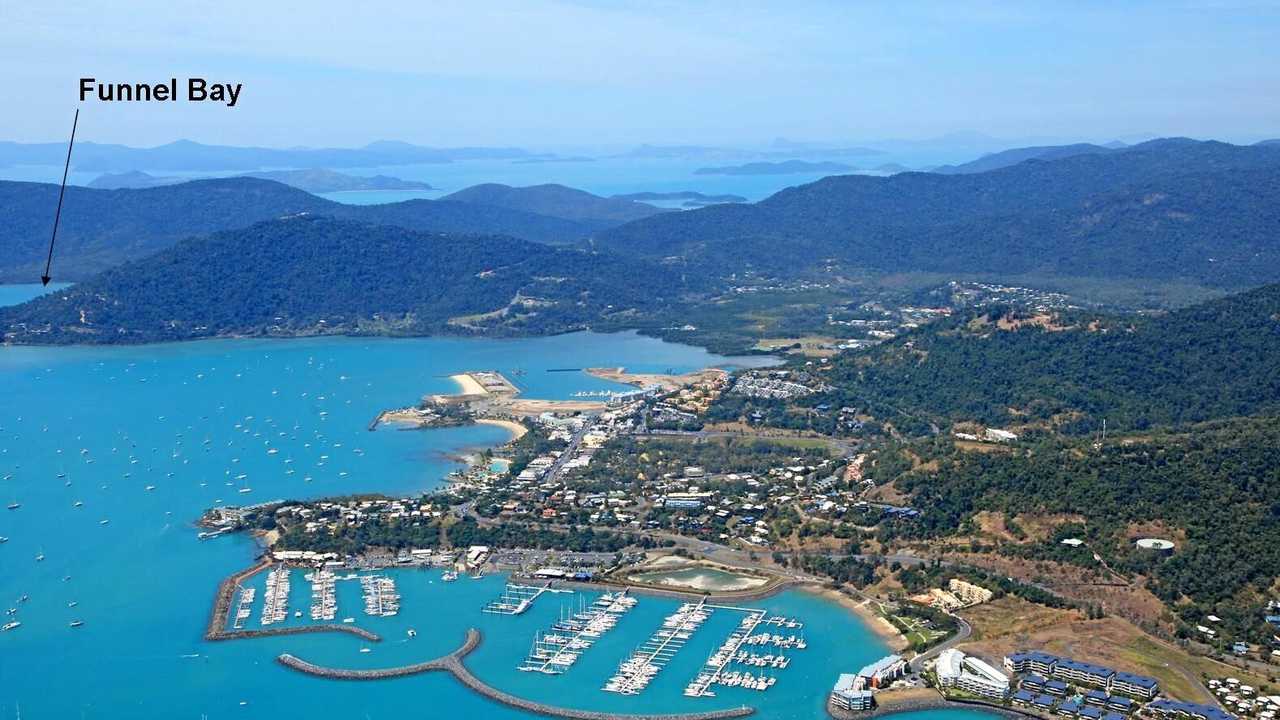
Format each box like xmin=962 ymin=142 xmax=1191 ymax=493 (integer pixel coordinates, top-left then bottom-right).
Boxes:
xmin=205 ymin=561 xmax=380 ymax=643
xmin=279 ymin=628 xmax=754 ymax=720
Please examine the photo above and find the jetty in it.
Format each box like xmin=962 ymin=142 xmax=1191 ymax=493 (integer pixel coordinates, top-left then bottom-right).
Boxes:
xmin=605 ymin=597 xmax=712 ymax=695
xmin=278 ymin=628 xmax=754 ymax=720
xmin=518 ymin=589 xmax=637 ymax=674
xmin=483 ymin=581 xmax=558 ymax=615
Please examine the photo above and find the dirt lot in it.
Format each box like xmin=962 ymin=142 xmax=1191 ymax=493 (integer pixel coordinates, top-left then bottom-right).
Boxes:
xmin=959 ymin=596 xmax=1273 ymax=703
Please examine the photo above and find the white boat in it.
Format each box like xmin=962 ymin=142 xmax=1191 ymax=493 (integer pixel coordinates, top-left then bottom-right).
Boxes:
xmin=1 ymin=621 xmax=19 ymax=631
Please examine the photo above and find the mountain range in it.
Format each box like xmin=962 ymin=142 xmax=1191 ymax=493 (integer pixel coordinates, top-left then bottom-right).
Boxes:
xmin=0 ymin=178 xmax=605 ymax=281
xmin=88 ymin=169 xmax=434 ymax=193
xmin=600 ymin=138 xmax=1280 ymax=288
xmin=441 ymin=183 xmax=667 ymax=223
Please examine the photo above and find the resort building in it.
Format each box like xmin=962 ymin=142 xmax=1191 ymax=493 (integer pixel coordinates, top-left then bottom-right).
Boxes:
xmin=1003 ymin=651 xmax=1158 ymax=700
xmin=948 ymin=578 xmax=994 ymax=606
xmin=830 ymin=674 xmax=875 ymax=711
xmin=1146 ymin=700 xmax=1236 ymax=720
xmin=857 ymin=655 xmax=907 ymax=689
xmin=935 ymin=649 xmax=1011 ymax=699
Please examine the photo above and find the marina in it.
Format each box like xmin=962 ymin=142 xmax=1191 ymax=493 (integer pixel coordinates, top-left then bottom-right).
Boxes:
xmin=233 ymin=586 xmax=256 ymax=630
xmin=605 ymin=598 xmax=712 ymax=695
xmin=684 ymin=613 xmax=806 ymax=698
xmin=519 ymin=590 xmax=638 ymax=674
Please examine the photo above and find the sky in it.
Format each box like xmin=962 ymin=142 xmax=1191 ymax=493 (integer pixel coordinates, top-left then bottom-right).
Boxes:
xmin=2 ymin=0 xmax=1279 ymax=149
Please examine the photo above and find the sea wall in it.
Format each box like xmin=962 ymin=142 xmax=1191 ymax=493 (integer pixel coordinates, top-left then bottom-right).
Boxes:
xmin=277 ymin=627 xmax=755 ymax=720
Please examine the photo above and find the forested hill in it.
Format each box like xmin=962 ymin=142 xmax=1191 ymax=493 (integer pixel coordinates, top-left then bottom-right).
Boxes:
xmin=0 ymin=216 xmax=696 ymax=344
xmin=442 ymin=183 xmax=667 ymax=223
xmin=0 ymin=178 xmax=604 ymax=281
xmin=881 ymin=414 xmax=1280 ymax=636
xmin=795 ymin=282 xmax=1280 ymax=435
xmin=599 ymin=138 xmax=1280 ymax=288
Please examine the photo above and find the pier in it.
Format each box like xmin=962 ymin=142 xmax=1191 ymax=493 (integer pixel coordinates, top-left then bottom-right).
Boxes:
xmin=483 ymin=581 xmax=558 ymax=615
xmin=519 ymin=589 xmax=637 ymax=674
xmin=278 ymin=628 xmax=754 ymax=720
xmin=605 ymin=597 xmax=711 ymax=695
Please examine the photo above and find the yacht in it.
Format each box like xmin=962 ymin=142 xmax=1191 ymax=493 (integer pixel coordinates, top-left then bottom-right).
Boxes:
xmin=6 ymin=502 xmax=19 ymax=510
xmin=2 ymin=621 xmax=20 ymax=631
xmin=69 ymin=620 xmax=84 ymax=628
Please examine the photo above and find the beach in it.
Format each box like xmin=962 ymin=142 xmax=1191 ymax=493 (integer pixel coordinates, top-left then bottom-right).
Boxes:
xmin=449 ymin=372 xmax=490 ymax=397
xmin=475 ymin=417 xmax=529 ymax=441
xmin=802 ymin=585 xmax=910 ymax=653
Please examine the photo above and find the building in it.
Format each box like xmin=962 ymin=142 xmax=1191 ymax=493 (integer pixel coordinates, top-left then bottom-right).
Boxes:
xmin=1110 ymin=671 xmax=1159 ymax=700
xmin=830 ymin=674 xmax=875 ymax=711
xmin=1005 ymin=651 xmax=1061 ymax=676
xmin=985 ymin=428 xmax=1019 ymax=443
xmin=935 ymin=649 xmax=1010 ymax=699
xmin=1053 ymin=658 xmax=1116 ymax=689
xmin=857 ymin=654 xmax=906 ymax=689
xmin=1146 ymin=700 xmax=1236 ymax=720
xmin=948 ymin=578 xmax=994 ymax=606
xmin=1004 ymin=651 xmax=1158 ymax=700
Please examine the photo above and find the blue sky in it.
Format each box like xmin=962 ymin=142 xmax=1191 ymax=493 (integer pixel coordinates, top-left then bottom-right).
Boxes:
xmin=2 ymin=0 xmax=1278 ymax=148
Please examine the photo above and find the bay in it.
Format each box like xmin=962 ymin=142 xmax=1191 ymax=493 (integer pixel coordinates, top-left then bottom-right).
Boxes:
xmin=0 ymin=327 xmax=920 ymax=719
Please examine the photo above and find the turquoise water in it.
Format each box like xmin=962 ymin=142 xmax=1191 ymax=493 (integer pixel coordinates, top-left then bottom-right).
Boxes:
xmin=0 ymin=328 xmax=927 ymax=719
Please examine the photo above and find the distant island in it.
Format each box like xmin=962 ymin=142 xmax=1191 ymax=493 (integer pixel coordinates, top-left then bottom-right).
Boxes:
xmin=613 ymin=191 xmax=747 ymax=204
xmin=693 ymin=160 xmax=856 ymax=175
xmin=88 ymin=169 xmax=432 ymax=193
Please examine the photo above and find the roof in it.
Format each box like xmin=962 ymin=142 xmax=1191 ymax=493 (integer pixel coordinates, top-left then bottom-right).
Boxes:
xmin=1107 ymin=696 xmax=1136 ymax=707
xmin=859 ymin=654 xmax=904 ymax=678
xmin=1147 ymin=699 xmax=1235 ymax=720
xmin=1080 ymin=707 xmax=1104 ymax=719
xmin=1010 ymin=650 xmax=1063 ymax=666
xmin=1061 ymin=701 xmax=1082 ymax=713
xmin=1014 ymin=690 xmax=1037 ymax=702
xmin=1046 ymin=680 xmax=1070 ymax=691
xmin=833 ymin=673 xmax=859 ymax=692
xmin=1024 ymin=674 xmax=1049 ymax=685
xmin=1034 ymin=695 xmax=1058 ymax=707
xmin=1113 ymin=671 xmax=1159 ymax=689
xmin=1085 ymin=690 xmax=1109 ymax=700
xmin=1058 ymin=658 xmax=1116 ymax=678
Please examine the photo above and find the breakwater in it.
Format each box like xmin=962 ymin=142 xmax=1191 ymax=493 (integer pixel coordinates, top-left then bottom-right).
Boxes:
xmin=205 ymin=561 xmax=381 ymax=642
xmin=827 ymin=692 xmax=1034 ymax=720
xmin=278 ymin=628 xmax=755 ymax=720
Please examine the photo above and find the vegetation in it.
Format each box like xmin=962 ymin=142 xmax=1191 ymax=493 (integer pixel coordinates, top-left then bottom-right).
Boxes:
xmin=875 ymin=415 xmax=1280 ymax=638
xmin=601 ymin=139 xmax=1280 ymax=288
xmin=0 ymin=216 xmax=706 ymax=343
xmin=779 ymin=283 xmax=1280 ymax=436
xmin=0 ymin=177 xmax=604 ymax=281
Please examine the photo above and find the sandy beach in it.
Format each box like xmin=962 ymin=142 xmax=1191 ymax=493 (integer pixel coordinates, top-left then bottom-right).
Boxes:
xmin=801 ymin=584 xmax=910 ymax=652
xmin=449 ymin=373 xmax=489 ymax=397
xmin=475 ymin=417 xmax=528 ymax=441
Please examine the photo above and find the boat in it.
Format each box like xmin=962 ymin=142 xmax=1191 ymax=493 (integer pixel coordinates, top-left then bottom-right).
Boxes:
xmin=6 ymin=503 xmax=19 ymax=510
xmin=69 ymin=620 xmax=84 ymax=628
xmin=1 ymin=621 xmax=19 ymax=631
xmin=442 ymin=570 xmax=458 ymax=582
xmin=342 ymin=617 xmax=355 ymax=623
xmin=359 ymin=647 xmax=371 ymax=653
xmin=0 ymin=537 xmax=7 ymax=543
xmin=407 ymin=629 xmax=417 ymax=637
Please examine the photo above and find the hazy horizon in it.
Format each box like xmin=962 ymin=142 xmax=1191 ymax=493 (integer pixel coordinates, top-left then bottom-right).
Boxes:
xmin=4 ymin=1 xmax=1279 ymax=148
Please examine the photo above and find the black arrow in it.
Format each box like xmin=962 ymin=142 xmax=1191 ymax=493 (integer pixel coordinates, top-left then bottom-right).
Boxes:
xmin=42 ymin=108 xmax=79 ymax=286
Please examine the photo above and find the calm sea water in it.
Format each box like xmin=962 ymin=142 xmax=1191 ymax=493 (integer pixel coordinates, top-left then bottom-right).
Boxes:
xmin=0 ymin=309 xmax=922 ymax=720
xmin=4 ymin=157 xmax=869 ymax=204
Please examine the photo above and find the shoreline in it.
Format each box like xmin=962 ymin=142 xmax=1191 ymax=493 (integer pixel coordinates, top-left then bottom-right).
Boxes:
xmin=798 ymin=585 xmax=911 ymax=653
xmin=449 ymin=372 xmax=490 ymax=398
xmin=475 ymin=417 xmax=528 ymax=440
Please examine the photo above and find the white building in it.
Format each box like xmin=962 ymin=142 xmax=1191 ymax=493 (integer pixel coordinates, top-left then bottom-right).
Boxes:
xmin=936 ymin=649 xmax=1010 ymax=699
